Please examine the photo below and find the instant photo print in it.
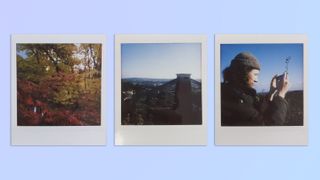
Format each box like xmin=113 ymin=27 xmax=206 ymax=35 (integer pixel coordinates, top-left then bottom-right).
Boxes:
xmin=115 ymin=34 xmax=207 ymax=145
xmin=11 ymin=35 xmax=106 ymax=145
xmin=215 ymin=34 xmax=308 ymax=145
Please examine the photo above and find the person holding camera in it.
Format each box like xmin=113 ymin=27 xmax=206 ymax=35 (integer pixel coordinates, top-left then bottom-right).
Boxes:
xmin=221 ymin=52 xmax=289 ymax=126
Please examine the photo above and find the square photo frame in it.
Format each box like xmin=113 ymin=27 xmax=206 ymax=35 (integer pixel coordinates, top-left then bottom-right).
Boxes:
xmin=215 ymin=34 xmax=308 ymax=145
xmin=11 ymin=35 xmax=106 ymax=145
xmin=115 ymin=34 xmax=207 ymax=145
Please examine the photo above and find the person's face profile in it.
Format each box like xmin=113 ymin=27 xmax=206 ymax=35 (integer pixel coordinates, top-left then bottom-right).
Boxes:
xmin=247 ymin=69 xmax=260 ymax=88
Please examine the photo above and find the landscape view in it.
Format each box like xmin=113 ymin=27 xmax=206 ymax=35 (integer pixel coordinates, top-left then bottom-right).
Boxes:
xmin=17 ymin=43 xmax=102 ymax=126
xmin=121 ymin=43 xmax=202 ymax=125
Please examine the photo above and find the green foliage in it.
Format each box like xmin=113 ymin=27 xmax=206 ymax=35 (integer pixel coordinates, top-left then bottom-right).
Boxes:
xmin=47 ymin=73 xmax=81 ymax=106
xmin=17 ymin=55 xmax=47 ymax=83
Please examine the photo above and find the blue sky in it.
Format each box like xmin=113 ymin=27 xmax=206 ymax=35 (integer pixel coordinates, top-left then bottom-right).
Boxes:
xmin=121 ymin=43 xmax=201 ymax=79
xmin=221 ymin=44 xmax=304 ymax=92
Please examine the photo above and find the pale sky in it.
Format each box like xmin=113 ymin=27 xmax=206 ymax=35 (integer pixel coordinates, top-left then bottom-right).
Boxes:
xmin=121 ymin=43 xmax=201 ymax=79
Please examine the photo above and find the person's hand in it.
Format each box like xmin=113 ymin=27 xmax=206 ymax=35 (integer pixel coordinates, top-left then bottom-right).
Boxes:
xmin=278 ymin=72 xmax=289 ymax=98
xmin=269 ymin=75 xmax=278 ymax=101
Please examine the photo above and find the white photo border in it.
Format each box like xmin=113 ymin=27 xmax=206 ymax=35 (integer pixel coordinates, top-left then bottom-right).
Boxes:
xmin=115 ymin=34 xmax=207 ymax=145
xmin=11 ymin=34 xmax=106 ymax=145
xmin=215 ymin=34 xmax=308 ymax=145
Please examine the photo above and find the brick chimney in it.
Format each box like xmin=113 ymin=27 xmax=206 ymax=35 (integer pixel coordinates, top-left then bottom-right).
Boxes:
xmin=175 ymin=74 xmax=193 ymax=124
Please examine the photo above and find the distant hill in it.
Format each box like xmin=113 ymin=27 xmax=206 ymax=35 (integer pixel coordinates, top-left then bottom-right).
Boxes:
xmin=122 ymin=77 xmax=201 ymax=87
xmin=285 ymin=90 xmax=303 ymax=126
xmin=122 ymin=78 xmax=171 ymax=87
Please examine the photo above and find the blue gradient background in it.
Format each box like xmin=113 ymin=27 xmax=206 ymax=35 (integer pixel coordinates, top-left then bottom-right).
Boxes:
xmin=0 ymin=0 xmax=318 ymax=179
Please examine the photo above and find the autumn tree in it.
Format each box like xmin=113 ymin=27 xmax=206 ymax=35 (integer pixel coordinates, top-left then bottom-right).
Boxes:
xmin=17 ymin=43 xmax=102 ymax=126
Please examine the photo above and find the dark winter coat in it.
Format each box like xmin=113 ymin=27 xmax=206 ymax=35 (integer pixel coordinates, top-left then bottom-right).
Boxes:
xmin=221 ymin=83 xmax=288 ymax=126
